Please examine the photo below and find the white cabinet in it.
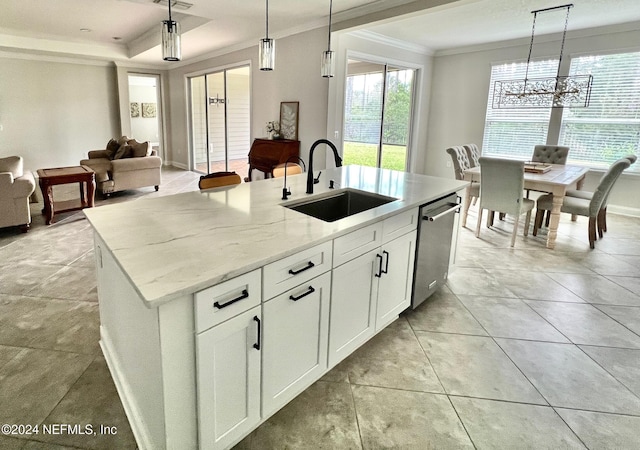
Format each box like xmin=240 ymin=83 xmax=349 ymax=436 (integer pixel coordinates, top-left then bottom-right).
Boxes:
xmin=262 ymin=271 xmax=331 ymax=417
xmin=196 ymin=306 xmax=262 ymax=450
xmin=329 ymin=248 xmax=380 ymax=367
xmin=329 ymin=209 xmax=418 ymax=367
xmin=375 ymin=231 xmax=416 ymax=330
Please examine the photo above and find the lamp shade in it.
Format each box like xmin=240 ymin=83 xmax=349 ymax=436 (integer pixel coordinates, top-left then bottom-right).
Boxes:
xmin=162 ymin=20 xmax=181 ymax=62
xmin=321 ymin=50 xmax=335 ymax=78
xmin=259 ymin=38 xmax=275 ymax=71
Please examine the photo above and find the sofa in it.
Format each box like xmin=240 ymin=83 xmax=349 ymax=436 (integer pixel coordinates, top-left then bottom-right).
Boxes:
xmin=80 ymin=137 xmax=162 ymax=196
xmin=0 ymin=156 xmax=36 ymax=232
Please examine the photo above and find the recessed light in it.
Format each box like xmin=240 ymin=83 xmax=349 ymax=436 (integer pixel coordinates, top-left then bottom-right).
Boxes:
xmin=80 ymin=28 xmax=91 ymax=32
xmin=113 ymin=37 xmax=122 ymax=41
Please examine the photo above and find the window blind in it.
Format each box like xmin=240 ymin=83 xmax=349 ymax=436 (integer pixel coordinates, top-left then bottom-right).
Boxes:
xmin=559 ymin=52 xmax=640 ymax=172
xmin=483 ymin=59 xmax=559 ymax=160
xmin=344 ymin=72 xmax=383 ymax=145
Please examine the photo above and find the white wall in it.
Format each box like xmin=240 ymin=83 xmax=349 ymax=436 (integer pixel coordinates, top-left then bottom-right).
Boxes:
xmin=0 ymin=57 xmax=120 ymax=170
xmin=426 ymin=23 xmax=640 ymax=214
xmin=165 ymin=27 xmax=331 ymax=171
xmin=328 ymin=32 xmax=433 ymax=174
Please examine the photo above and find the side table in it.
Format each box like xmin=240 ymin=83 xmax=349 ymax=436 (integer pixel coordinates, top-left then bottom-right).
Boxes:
xmin=37 ymin=165 xmax=96 ymax=225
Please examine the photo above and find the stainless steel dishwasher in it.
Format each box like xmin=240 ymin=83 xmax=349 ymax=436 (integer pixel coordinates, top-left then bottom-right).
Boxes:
xmin=411 ymin=193 xmax=461 ymax=309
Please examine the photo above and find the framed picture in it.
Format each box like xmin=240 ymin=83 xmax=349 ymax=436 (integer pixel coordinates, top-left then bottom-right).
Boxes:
xmin=130 ymin=102 xmax=140 ymax=118
xmin=142 ymin=102 xmax=157 ymax=118
xmin=279 ymin=101 xmax=299 ymax=140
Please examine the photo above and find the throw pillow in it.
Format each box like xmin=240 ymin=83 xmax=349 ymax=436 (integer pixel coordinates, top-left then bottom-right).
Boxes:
xmin=113 ymin=145 xmax=132 ymax=160
xmin=129 ymin=140 xmax=150 ymax=158
xmin=117 ymin=136 xmax=130 ymax=146
xmin=106 ymin=139 xmax=119 ymax=160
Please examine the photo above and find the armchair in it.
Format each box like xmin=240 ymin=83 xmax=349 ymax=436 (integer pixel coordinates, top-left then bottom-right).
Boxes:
xmin=0 ymin=156 xmax=36 ymax=232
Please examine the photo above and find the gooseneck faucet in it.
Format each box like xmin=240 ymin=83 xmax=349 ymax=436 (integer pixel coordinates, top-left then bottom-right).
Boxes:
xmin=306 ymin=139 xmax=342 ymax=194
xmin=281 ymin=155 xmax=307 ymax=200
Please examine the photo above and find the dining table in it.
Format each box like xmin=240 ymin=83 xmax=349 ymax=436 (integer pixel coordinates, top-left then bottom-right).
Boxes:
xmin=462 ymin=163 xmax=589 ymax=249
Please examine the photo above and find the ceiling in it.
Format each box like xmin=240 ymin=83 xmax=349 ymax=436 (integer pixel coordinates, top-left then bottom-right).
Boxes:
xmin=0 ymin=0 xmax=639 ymax=67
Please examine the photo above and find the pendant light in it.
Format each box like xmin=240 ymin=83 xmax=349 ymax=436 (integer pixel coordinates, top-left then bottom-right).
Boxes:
xmin=259 ymin=0 xmax=275 ymax=70
xmin=161 ymin=0 xmax=181 ymax=61
xmin=321 ymin=0 xmax=335 ymax=78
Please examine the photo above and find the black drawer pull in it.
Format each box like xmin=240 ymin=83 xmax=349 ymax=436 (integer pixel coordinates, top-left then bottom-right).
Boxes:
xmin=382 ymin=250 xmax=390 ymax=274
xmin=288 ymin=261 xmax=315 ymax=275
xmin=213 ymin=289 xmax=249 ymax=309
xmin=375 ymin=254 xmax=383 ymax=278
xmin=253 ymin=316 xmax=261 ymax=350
xmin=289 ymin=286 xmax=315 ymax=301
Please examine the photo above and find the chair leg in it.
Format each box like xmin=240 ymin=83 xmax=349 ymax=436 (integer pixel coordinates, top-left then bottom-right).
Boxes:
xmin=533 ymin=209 xmax=544 ymax=236
xmin=487 ymin=211 xmax=494 ymax=228
xmin=588 ymin=216 xmax=597 ymax=249
xmin=511 ymin=214 xmax=520 ymax=247
xmin=544 ymin=210 xmax=551 ymax=227
xmin=472 ymin=196 xmax=478 ymax=206
xmin=602 ymin=207 xmax=608 ymax=233
xmin=476 ymin=208 xmax=483 ymax=238
xmin=524 ymin=210 xmax=532 ymax=237
xmin=499 ymin=212 xmax=506 ymax=221
xmin=597 ymin=208 xmax=605 ymax=239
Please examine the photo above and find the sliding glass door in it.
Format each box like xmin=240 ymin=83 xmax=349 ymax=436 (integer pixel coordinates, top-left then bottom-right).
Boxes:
xmin=189 ymin=65 xmax=250 ymax=180
xmin=343 ymin=59 xmax=415 ymax=171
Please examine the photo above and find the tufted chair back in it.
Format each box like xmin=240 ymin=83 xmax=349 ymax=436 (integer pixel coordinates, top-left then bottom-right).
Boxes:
xmin=531 ymin=145 xmax=570 ymax=165
xmin=445 ymin=146 xmax=471 ymax=180
xmin=463 ymin=144 xmax=481 ymax=168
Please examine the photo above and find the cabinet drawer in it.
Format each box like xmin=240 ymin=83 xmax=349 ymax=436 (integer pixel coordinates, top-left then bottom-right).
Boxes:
xmin=333 ymin=222 xmax=383 ymax=267
xmin=195 ymin=269 xmax=261 ymax=333
xmin=382 ymin=209 xmax=418 ymax=243
xmin=263 ymin=241 xmax=332 ymax=300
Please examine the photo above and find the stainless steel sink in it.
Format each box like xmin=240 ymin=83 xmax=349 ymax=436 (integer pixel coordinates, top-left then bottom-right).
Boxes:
xmin=284 ymin=189 xmax=397 ymax=222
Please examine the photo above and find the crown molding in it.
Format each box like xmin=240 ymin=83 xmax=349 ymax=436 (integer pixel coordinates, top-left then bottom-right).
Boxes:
xmin=348 ymin=30 xmax=433 ymax=55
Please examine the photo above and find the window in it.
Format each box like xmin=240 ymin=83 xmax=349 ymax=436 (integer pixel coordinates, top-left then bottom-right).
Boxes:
xmin=559 ymin=52 xmax=640 ymax=172
xmin=483 ymin=59 xmax=559 ymax=159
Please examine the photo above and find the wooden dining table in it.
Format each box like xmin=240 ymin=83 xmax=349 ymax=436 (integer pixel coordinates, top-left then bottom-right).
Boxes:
xmin=463 ymin=164 xmax=589 ymax=249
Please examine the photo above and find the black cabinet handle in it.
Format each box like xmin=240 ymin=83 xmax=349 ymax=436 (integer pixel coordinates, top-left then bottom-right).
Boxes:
xmin=213 ymin=289 xmax=249 ymax=309
xmin=375 ymin=254 xmax=383 ymax=278
xmin=289 ymin=286 xmax=315 ymax=301
xmin=382 ymin=250 xmax=390 ymax=274
xmin=288 ymin=261 xmax=315 ymax=275
xmin=253 ymin=316 xmax=261 ymax=350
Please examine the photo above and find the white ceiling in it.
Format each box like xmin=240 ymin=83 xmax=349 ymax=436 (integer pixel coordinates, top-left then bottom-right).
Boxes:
xmin=0 ymin=0 xmax=639 ymax=67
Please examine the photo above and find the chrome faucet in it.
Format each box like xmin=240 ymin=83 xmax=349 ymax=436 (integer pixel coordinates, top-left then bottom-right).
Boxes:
xmin=281 ymin=155 xmax=307 ymax=200
xmin=306 ymin=139 xmax=342 ymax=194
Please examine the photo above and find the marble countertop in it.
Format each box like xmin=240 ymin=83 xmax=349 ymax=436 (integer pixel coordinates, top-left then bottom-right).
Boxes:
xmin=84 ymin=165 xmax=468 ymax=308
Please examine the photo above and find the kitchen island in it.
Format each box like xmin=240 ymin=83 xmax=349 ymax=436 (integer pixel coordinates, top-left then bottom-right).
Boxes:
xmin=84 ymin=165 xmax=467 ymax=450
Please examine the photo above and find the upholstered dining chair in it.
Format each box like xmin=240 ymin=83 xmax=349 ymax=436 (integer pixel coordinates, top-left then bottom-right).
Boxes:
xmin=476 ymin=157 xmax=534 ymax=247
xmin=446 ymin=146 xmax=479 ymax=226
xmin=531 ymin=145 xmax=570 ymax=165
xmin=563 ymin=154 xmax=636 ymax=237
xmin=533 ymin=157 xmax=631 ymax=249
xmin=198 ymin=171 xmax=241 ymax=190
xmin=463 ymin=143 xmax=481 ymax=168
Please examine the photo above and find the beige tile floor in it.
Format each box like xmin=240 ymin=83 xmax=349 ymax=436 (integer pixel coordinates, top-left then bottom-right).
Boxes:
xmin=1 ymin=167 xmax=639 ymax=449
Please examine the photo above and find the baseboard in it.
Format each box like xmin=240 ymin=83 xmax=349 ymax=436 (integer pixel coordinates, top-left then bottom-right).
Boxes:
xmin=167 ymin=161 xmax=188 ymax=170
xmin=608 ymin=205 xmax=640 ymax=218
xmin=100 ymin=327 xmax=155 ymax=450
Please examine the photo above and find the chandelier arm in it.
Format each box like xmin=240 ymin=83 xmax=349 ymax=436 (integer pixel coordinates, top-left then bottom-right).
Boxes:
xmin=556 ymin=5 xmax=571 ymax=79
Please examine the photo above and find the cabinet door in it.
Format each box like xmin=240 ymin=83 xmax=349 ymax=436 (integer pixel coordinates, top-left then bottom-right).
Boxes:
xmin=196 ymin=306 xmax=261 ymax=450
xmin=262 ymin=272 xmax=331 ymax=417
xmin=328 ymin=249 xmax=379 ymax=368
xmin=376 ymin=231 xmax=416 ymax=330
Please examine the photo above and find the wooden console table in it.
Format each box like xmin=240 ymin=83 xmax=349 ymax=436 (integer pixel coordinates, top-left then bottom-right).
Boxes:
xmin=247 ymin=138 xmax=300 ymax=181
xmin=37 ymin=165 xmax=95 ymax=225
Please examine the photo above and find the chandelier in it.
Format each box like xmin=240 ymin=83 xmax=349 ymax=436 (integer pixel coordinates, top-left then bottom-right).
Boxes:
xmin=492 ymin=4 xmax=592 ymax=109
xmin=161 ymin=0 xmax=181 ymax=61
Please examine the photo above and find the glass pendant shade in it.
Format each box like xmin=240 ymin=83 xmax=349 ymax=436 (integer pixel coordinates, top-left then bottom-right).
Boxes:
xmin=259 ymin=38 xmax=275 ymax=71
xmin=321 ymin=50 xmax=335 ymax=78
xmin=161 ymin=19 xmax=181 ymax=61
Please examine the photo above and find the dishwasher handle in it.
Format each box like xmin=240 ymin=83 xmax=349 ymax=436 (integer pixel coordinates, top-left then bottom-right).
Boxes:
xmin=422 ymin=202 xmax=461 ymax=222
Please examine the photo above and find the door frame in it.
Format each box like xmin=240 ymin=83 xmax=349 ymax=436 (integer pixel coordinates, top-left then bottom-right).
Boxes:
xmin=125 ymin=72 xmax=166 ymax=161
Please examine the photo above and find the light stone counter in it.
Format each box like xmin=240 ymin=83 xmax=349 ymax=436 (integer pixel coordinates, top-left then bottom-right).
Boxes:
xmin=84 ymin=165 xmax=467 ymax=308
